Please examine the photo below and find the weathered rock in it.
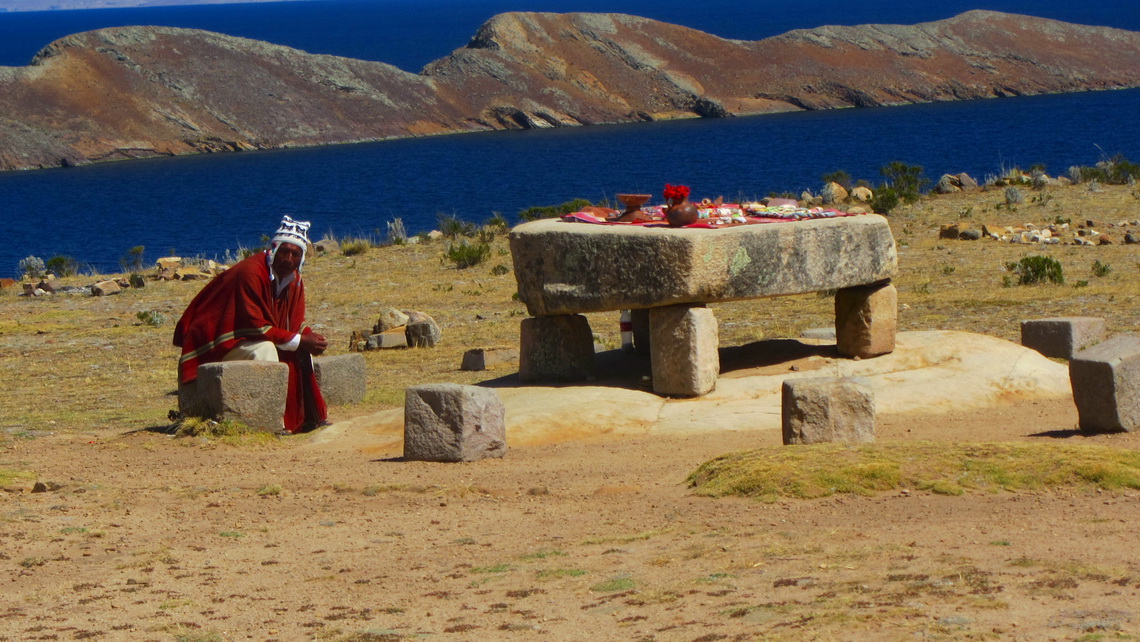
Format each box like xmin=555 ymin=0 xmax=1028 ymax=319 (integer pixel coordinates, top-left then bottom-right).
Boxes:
xmin=186 ymin=361 xmax=290 ymax=432
xmin=313 ymin=353 xmax=366 ymax=406
xmin=156 ymin=257 xmax=182 ymax=270
xmin=460 ymin=347 xmax=520 ymax=371
xmin=959 ymin=228 xmax=983 ymax=241
xmin=128 ymin=273 xmax=146 ymax=288
xmin=821 ymin=182 xmax=849 ymax=204
xmin=403 ymin=384 xmax=507 ymax=462
xmin=935 ymin=174 xmax=961 ymax=194
xmin=314 ymin=238 xmax=340 ymax=255
xmin=367 ymin=329 xmax=408 ymax=350
xmin=835 ymin=281 xmax=897 ymax=359
xmin=1070 ymin=334 xmax=1140 ymax=433
xmin=519 ymin=314 xmax=594 ymax=382
xmin=851 ymin=186 xmax=873 ymax=202
xmin=1126 ymin=232 xmax=1140 ymax=244
xmin=1021 ymin=317 xmax=1105 ymax=360
xmin=373 ymin=308 xmax=410 ymax=333
xmin=91 ymin=280 xmax=121 ymax=296
xmin=957 ymin=173 xmax=979 ymax=190
xmin=510 ymin=216 xmax=896 ymax=316
xmin=176 ymin=267 xmax=210 ymax=280
xmin=1099 ymin=234 xmax=1115 ymax=245
xmin=348 ymin=329 xmax=370 ymax=352
xmin=406 ymin=317 xmax=442 ymax=348
xmin=940 ymin=222 xmax=966 ymax=239
xmin=782 ymin=376 xmax=876 ymax=445
xmin=649 ymin=305 xmax=719 ymax=397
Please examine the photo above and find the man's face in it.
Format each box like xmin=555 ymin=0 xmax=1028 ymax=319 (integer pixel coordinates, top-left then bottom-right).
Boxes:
xmin=271 ymin=243 xmax=304 ymax=279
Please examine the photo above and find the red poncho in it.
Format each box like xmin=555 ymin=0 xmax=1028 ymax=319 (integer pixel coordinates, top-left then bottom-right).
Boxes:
xmin=173 ymin=251 xmax=327 ymax=433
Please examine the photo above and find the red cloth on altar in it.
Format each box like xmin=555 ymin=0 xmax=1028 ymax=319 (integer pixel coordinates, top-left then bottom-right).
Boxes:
xmin=173 ymin=250 xmax=327 ymax=433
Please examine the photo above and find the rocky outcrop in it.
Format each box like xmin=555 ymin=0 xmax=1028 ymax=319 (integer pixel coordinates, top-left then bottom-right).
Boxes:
xmin=3 ymin=10 xmax=1140 ymax=171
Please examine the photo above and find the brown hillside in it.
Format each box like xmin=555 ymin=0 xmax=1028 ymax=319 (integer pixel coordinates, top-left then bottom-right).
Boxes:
xmin=2 ymin=10 xmax=1140 ymax=170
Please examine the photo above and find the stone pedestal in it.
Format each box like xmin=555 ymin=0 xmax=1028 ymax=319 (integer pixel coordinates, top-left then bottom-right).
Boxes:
xmin=649 ymin=305 xmax=719 ymax=397
xmin=185 ymin=361 xmax=290 ymax=433
xmin=403 ymin=384 xmax=507 ymax=462
xmin=518 ymin=314 xmax=594 ymax=382
xmin=1070 ymin=334 xmax=1140 ymax=433
xmin=313 ymin=353 xmax=366 ymax=406
xmin=1022 ymin=317 xmax=1106 ymax=359
xmin=782 ymin=376 xmax=876 ymax=445
xmin=835 ymin=281 xmax=897 ymax=359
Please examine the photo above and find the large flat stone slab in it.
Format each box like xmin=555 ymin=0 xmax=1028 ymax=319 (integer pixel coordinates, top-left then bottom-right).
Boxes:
xmin=509 ymin=216 xmax=896 ymax=315
xmin=309 ymin=331 xmax=1071 ymax=453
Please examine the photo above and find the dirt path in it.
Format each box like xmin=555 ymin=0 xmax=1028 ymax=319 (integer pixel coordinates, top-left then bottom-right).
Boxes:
xmin=4 ymin=396 xmax=1140 ymax=640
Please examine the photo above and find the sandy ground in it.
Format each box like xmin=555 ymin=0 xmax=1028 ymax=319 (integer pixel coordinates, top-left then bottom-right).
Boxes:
xmin=4 ymin=387 xmax=1140 ymax=641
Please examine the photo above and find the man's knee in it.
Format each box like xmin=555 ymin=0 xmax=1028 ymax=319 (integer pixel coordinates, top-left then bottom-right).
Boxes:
xmin=223 ymin=340 xmax=280 ymax=362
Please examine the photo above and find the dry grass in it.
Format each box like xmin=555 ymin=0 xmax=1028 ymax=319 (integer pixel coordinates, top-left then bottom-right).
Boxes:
xmin=1 ymin=182 xmax=1138 ymax=436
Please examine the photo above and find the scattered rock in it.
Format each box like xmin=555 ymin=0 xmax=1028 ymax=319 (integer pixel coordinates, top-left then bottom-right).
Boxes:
xmin=460 ymin=347 xmax=520 ymax=371
xmin=91 ymin=280 xmax=121 ymax=296
xmin=782 ymin=376 xmax=876 ymax=445
xmin=403 ymin=384 xmax=507 ymax=462
xmin=373 ymin=307 xmax=410 ymax=333
xmin=851 ymin=186 xmax=873 ymax=202
xmin=821 ymin=182 xmax=848 ymax=204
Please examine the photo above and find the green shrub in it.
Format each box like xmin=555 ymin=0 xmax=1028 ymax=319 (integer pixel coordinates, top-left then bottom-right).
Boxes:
xmin=1092 ymin=260 xmax=1112 ymax=278
xmin=869 ymin=186 xmax=901 ymax=214
xmin=1006 ymin=255 xmax=1064 ymax=285
xmin=120 ymin=246 xmax=146 ymax=273
xmin=821 ymin=170 xmax=852 ymax=190
xmin=444 ymin=240 xmax=491 ymax=269
xmin=438 ymin=213 xmax=476 ymax=238
xmin=46 ymin=255 xmax=81 ymax=277
xmin=518 ymin=198 xmax=594 ymax=222
xmin=879 ymin=161 xmax=929 ymax=203
xmin=490 ymin=264 xmax=510 ymax=276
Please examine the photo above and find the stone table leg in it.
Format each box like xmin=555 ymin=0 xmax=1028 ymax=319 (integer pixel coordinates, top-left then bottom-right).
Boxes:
xmin=519 ymin=314 xmax=595 ymax=382
xmin=835 ymin=280 xmax=897 ymax=359
xmin=649 ymin=304 xmax=719 ymax=396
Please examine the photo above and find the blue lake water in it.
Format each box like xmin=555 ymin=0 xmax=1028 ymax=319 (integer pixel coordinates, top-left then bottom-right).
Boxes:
xmin=1 ymin=0 xmax=1138 ymax=275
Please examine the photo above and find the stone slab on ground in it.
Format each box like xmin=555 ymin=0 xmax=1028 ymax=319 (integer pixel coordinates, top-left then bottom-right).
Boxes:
xmin=1070 ymin=334 xmax=1140 ymax=433
xmin=1021 ymin=317 xmax=1106 ymax=359
xmin=313 ymin=331 xmax=1072 ymax=452
xmin=782 ymin=376 xmax=876 ymax=444
xmin=189 ymin=361 xmax=289 ymax=432
xmin=461 ymin=347 xmax=520 ymax=371
xmin=313 ymin=353 xmax=366 ymax=406
xmin=403 ymin=384 xmax=507 ymax=462
xmin=510 ymin=215 xmax=897 ymax=316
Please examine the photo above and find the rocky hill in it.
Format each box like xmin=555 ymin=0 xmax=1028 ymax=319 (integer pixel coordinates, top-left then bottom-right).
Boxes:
xmin=3 ymin=10 xmax=1140 ymax=171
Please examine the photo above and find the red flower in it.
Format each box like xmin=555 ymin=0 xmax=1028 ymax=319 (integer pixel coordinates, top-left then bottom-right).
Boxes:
xmin=663 ymin=184 xmax=691 ymax=202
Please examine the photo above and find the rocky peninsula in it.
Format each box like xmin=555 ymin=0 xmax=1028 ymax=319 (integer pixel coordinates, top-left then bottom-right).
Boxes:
xmin=2 ymin=10 xmax=1140 ymax=171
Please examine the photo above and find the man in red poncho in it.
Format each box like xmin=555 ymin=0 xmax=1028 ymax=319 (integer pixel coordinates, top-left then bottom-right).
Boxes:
xmin=174 ymin=215 xmax=328 ymax=433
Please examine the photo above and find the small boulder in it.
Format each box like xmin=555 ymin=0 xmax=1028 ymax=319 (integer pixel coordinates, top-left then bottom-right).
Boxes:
xmin=851 ymin=186 xmax=873 ymax=202
xmin=406 ymin=316 xmax=442 ymax=348
xmin=91 ymin=280 xmax=121 ymax=296
xmin=373 ymin=307 xmax=410 ymax=333
xmin=403 ymin=384 xmax=507 ymax=462
xmin=461 ymin=347 xmax=520 ymax=371
xmin=821 ymin=182 xmax=849 ymax=204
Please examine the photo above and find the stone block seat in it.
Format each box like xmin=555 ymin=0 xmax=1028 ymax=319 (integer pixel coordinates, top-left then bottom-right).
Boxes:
xmin=509 ymin=215 xmax=898 ymax=396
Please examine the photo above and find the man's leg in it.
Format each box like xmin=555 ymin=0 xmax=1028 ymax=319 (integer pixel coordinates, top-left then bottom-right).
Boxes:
xmin=223 ymin=340 xmax=280 ymax=362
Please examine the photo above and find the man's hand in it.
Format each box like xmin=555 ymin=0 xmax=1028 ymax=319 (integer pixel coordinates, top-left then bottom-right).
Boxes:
xmin=299 ymin=332 xmax=328 ymax=355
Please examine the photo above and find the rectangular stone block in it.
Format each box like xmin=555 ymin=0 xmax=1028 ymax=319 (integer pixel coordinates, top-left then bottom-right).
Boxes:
xmin=1070 ymin=334 xmax=1140 ymax=433
xmin=461 ymin=347 xmax=520 ymax=371
xmin=367 ymin=329 xmax=407 ymax=349
xmin=782 ymin=376 xmax=876 ymax=445
xmin=650 ymin=305 xmax=719 ymax=397
xmin=313 ymin=353 xmax=366 ymax=406
xmin=1022 ymin=317 xmax=1106 ymax=359
xmin=519 ymin=314 xmax=594 ymax=382
xmin=192 ymin=361 xmax=289 ymax=433
xmin=835 ymin=281 xmax=897 ymax=358
xmin=403 ymin=384 xmax=507 ymax=462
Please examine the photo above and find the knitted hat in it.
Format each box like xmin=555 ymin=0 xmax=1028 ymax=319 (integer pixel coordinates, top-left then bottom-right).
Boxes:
xmin=270 ymin=215 xmax=312 ymax=271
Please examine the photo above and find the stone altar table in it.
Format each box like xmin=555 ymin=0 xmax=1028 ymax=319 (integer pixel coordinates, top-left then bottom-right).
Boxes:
xmin=509 ymin=215 xmax=898 ymax=396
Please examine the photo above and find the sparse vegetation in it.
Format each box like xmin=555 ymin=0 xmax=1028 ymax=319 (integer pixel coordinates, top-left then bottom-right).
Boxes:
xmin=1006 ymin=255 xmax=1064 ymax=285
xmin=1092 ymin=260 xmax=1112 ymax=278
xmin=18 ymin=255 xmax=45 ymax=280
xmin=518 ymin=198 xmax=593 ymax=222
xmin=341 ymin=238 xmax=372 ymax=256
xmin=443 ymin=239 xmax=491 ymax=268
xmin=689 ymin=442 xmax=1140 ymax=500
